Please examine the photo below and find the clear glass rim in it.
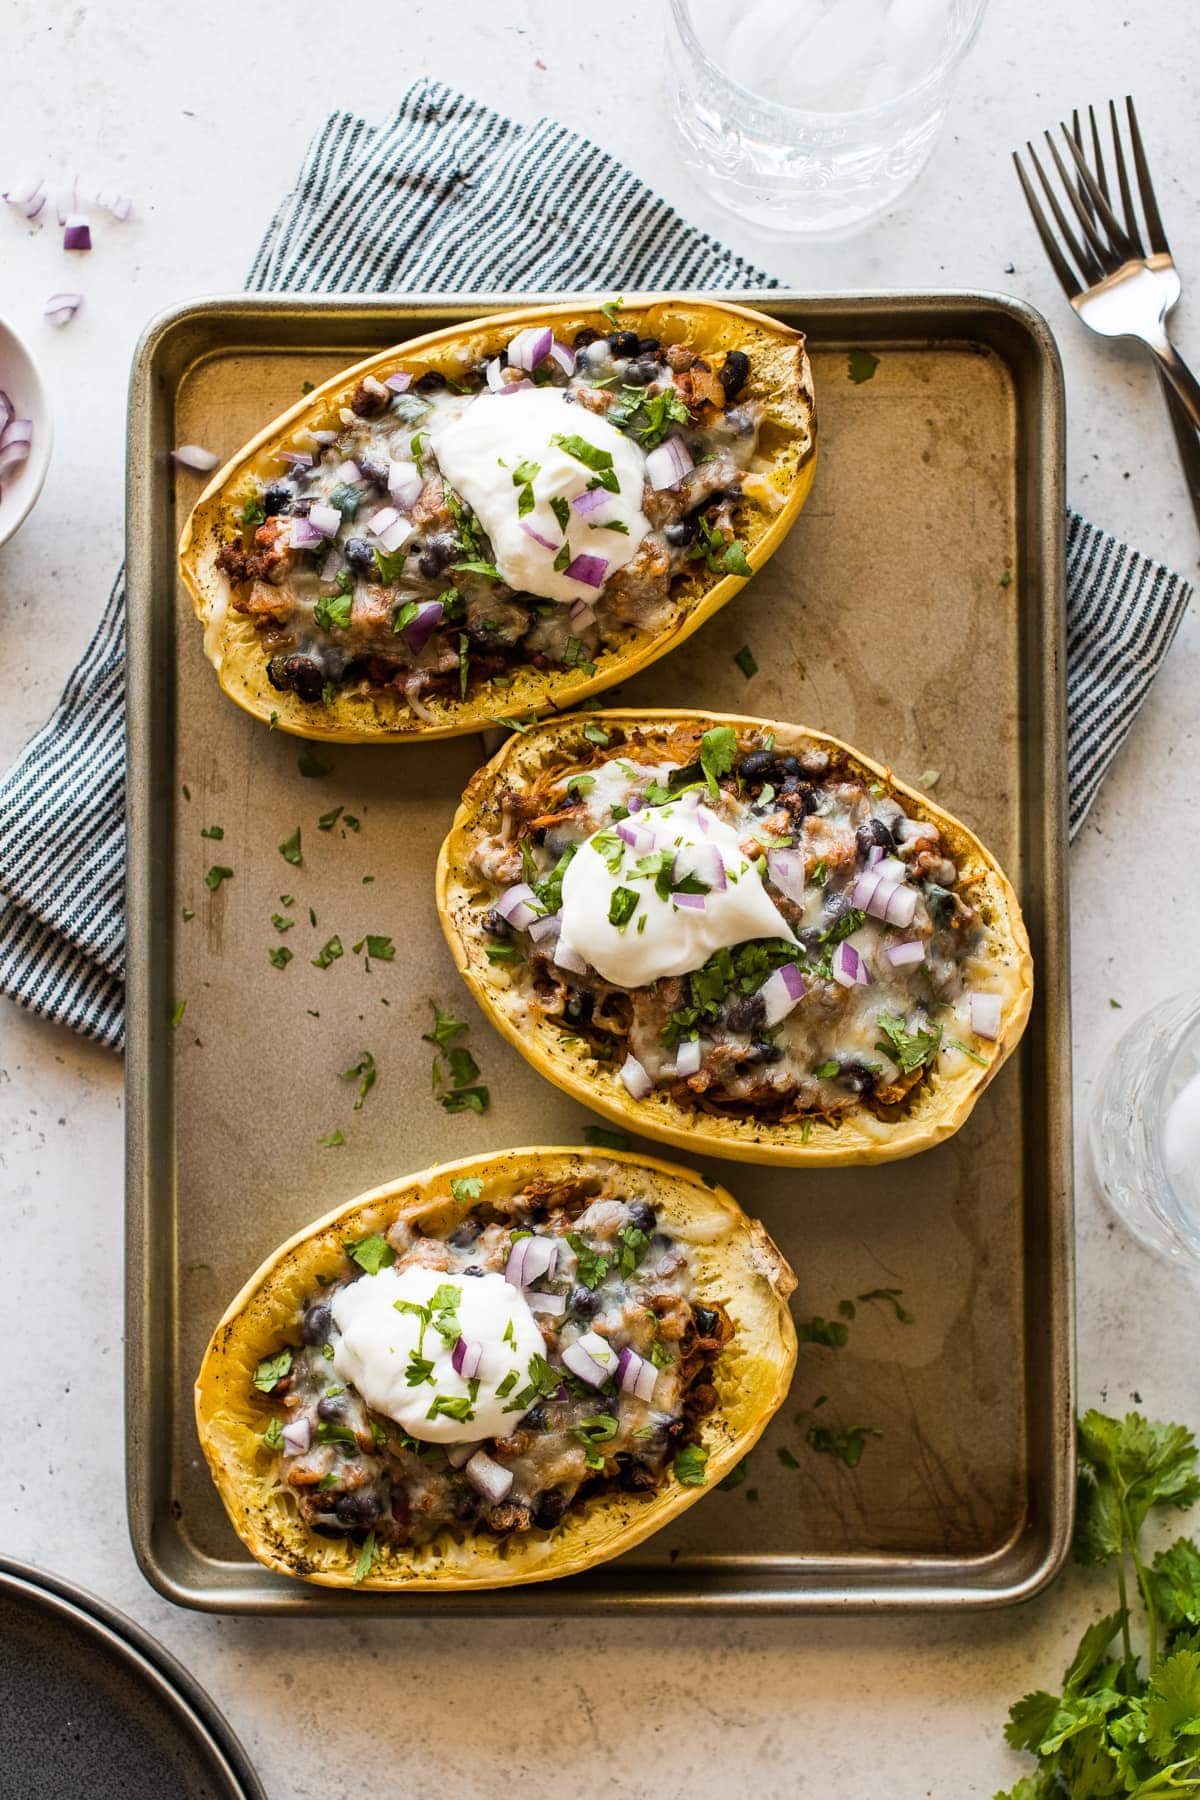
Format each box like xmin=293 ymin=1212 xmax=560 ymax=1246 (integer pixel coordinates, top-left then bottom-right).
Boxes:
xmin=1153 ymin=990 xmax=1200 ymax=1244
xmin=667 ymin=0 xmax=989 ymax=125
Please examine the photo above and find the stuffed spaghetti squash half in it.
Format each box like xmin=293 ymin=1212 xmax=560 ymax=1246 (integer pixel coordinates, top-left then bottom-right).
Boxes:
xmin=195 ymin=1147 xmax=797 ymax=1591
xmin=437 ymin=712 xmax=1034 ymax=1167
xmin=179 ymin=297 xmax=816 ymax=741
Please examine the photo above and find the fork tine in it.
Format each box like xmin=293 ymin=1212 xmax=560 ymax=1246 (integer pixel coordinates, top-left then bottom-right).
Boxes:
xmin=1108 ymin=99 xmax=1141 ymax=248
xmin=1029 ymin=139 xmax=1104 ymax=284
xmin=1057 ymin=126 xmax=1137 ymax=262
xmin=1070 ymin=108 xmax=1095 ymax=221
xmin=1125 ymin=95 xmax=1171 ymax=255
xmin=1012 ymin=151 xmax=1083 ymax=299
xmin=1086 ymin=106 xmax=1111 ymax=205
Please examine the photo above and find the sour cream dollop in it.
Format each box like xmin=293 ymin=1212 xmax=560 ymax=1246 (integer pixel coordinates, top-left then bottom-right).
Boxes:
xmin=429 ymin=387 xmax=650 ymax=604
xmin=330 ymin=1265 xmax=545 ymax=1444
xmin=559 ymin=799 xmax=799 ymax=988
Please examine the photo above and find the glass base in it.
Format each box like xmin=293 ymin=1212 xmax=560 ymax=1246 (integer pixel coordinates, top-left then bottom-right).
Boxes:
xmin=674 ymin=136 xmax=938 ymax=236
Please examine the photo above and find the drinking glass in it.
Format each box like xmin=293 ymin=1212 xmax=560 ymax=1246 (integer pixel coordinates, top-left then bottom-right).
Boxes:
xmin=665 ymin=0 xmax=989 ymax=235
xmin=1089 ymin=989 xmax=1200 ymax=1272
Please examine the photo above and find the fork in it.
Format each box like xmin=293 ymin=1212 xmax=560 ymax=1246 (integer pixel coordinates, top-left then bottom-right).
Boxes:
xmin=1014 ymin=98 xmax=1200 ymax=443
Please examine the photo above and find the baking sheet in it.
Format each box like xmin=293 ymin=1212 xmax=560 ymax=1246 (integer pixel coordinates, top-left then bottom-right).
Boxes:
xmin=126 ymin=292 xmax=1073 ymax=1613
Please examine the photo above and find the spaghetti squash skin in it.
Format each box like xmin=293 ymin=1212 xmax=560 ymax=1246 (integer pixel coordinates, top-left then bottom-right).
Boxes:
xmin=437 ymin=712 xmax=1034 ymax=1168
xmin=195 ymin=1147 xmax=797 ymax=1591
xmin=179 ymin=297 xmax=817 ymax=742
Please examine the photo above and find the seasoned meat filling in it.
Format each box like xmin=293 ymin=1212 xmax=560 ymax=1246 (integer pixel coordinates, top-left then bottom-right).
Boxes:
xmin=252 ymin=1177 xmax=725 ymax=1550
xmin=466 ymin=724 xmax=1004 ymax=1123
xmin=213 ymin=329 xmax=768 ymax=718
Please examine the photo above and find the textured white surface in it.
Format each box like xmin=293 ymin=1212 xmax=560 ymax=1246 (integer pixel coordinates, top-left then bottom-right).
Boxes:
xmin=2 ymin=2 xmax=1199 ymax=1795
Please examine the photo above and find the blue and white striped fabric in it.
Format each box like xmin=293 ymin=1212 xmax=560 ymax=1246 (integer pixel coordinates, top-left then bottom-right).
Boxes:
xmin=0 ymin=79 xmax=1191 ymax=1050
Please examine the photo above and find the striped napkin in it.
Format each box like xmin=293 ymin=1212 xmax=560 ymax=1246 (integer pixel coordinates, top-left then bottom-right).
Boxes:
xmin=0 ymin=79 xmax=1191 ymax=1051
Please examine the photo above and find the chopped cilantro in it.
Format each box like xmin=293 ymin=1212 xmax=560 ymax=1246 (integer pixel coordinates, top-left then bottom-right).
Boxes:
xmin=600 ymin=295 xmax=624 ymax=326
xmin=583 ymin=722 xmax=610 ymax=748
xmin=440 ymin=1086 xmax=489 ymax=1114
xmin=279 ymin=828 xmax=303 ymax=866
xmin=875 ymin=1012 xmax=942 ymax=1073
xmin=170 ymin=999 xmax=186 ymax=1029
xmin=318 ymin=806 xmax=343 ymax=831
xmin=856 ymin=1288 xmax=915 ymax=1324
xmin=797 ymin=1315 xmax=848 ymax=1348
xmin=673 ymin=1444 xmax=709 ymax=1486
xmin=566 ymin=1232 xmax=610 ymax=1290
xmin=733 ymin=644 xmax=758 ymax=679
xmin=313 ymin=589 xmax=352 ymax=632
xmin=423 ymin=1001 xmax=465 ymax=1051
xmin=262 ymin=1416 xmax=283 ymax=1450
xmin=608 ymin=885 xmax=639 ymax=930
xmin=271 ymin=912 xmax=293 ymax=933
xmin=372 ymin=545 xmax=408 ymax=583
xmin=240 ymin=494 xmax=266 ymax=529
xmin=806 ymin=1421 xmax=881 ymax=1466
xmin=346 ymin=1233 xmax=394 ymax=1275
xmin=450 ymin=1176 xmax=483 ymax=1205
xmin=550 ymin=433 xmax=619 ymax=493
xmin=699 ymin=724 xmax=738 ymax=798
xmin=719 ymin=1456 xmax=750 ymax=1491
xmin=426 ymin=1394 xmax=475 ymax=1424
xmin=311 ymin=935 xmax=343 ymax=969
xmin=204 ymin=865 xmax=233 ymax=890
xmin=583 ymin=1126 xmax=630 ymax=1151
xmin=777 ymin=1446 xmax=801 ymax=1470
xmin=252 ymin=1349 xmax=292 ymax=1392
xmin=847 ymin=348 xmax=880 ymax=384
xmin=352 ymin=1531 xmax=380 ymax=1585
xmin=353 ymin=934 xmax=395 ymax=962
xmin=550 ymin=494 xmax=570 ymax=533
xmin=814 ymin=1059 xmax=840 ymax=1080
xmin=200 ymin=824 xmax=224 ymax=840
xmin=320 ymin=1128 xmax=344 ymax=1147
xmin=341 ymin=1049 xmax=377 ymax=1110
xmin=268 ymin=946 xmax=293 ymax=969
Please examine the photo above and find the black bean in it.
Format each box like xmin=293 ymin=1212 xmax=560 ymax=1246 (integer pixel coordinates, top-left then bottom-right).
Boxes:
xmin=317 ymin=1395 xmax=346 ymax=1422
xmin=627 ymin=1201 xmax=657 ymax=1233
xmin=608 ymin=329 xmax=640 ymax=358
xmin=447 ymin=1221 xmax=481 ymax=1249
xmin=452 ymin=1487 xmax=480 ymax=1521
xmin=483 ymin=908 xmax=512 ymax=939
xmin=344 ymin=536 xmax=375 ymax=573
xmin=693 ymin=1305 xmax=720 ymax=1337
xmin=926 ymin=884 xmax=956 ymax=927
xmin=569 ymin=1285 xmax=600 ymax=1319
xmin=743 ymin=1041 xmax=784 ymax=1066
xmin=523 ymin=1403 xmax=548 ymax=1434
xmin=738 ymin=750 xmax=776 ymax=781
xmin=573 ymin=327 xmax=600 ymax=349
xmin=265 ymin=656 xmax=291 ymax=693
xmin=623 ymin=356 xmax=659 ymax=388
xmin=302 ymin=1302 xmax=332 ymax=1345
xmin=775 ymin=754 xmax=801 ymax=778
xmin=462 ymin=1266 xmax=484 ymax=1277
xmin=637 ymin=336 xmax=660 ymax=356
xmin=664 ymin=519 xmax=695 ymax=547
xmin=533 ymin=1488 xmax=568 ymax=1529
xmin=724 ymin=992 xmax=766 ymax=1035
xmin=334 ymin=1490 xmax=381 ymax=1527
xmin=720 ymin=350 xmax=750 ymax=401
xmin=414 ymin=370 xmax=447 ymax=393
xmin=282 ymin=655 xmax=325 ymax=703
xmin=418 ymin=531 xmax=456 ymax=579
xmin=262 ymin=482 xmax=293 ymax=517
xmin=838 ymin=1060 xmax=877 ymax=1096
xmin=857 ymin=819 xmax=895 ymax=860
xmin=291 ymin=496 xmax=312 ymax=517
xmin=351 ymin=380 xmax=388 ymax=418
xmin=356 ymin=451 xmax=389 ymax=488
xmin=563 ymin=991 xmax=593 ymax=1026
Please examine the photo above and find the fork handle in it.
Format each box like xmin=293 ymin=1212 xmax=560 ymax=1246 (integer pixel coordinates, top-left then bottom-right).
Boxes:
xmin=1146 ymin=335 xmax=1200 ymax=434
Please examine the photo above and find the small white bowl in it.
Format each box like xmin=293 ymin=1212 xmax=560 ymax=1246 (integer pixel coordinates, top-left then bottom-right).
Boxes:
xmin=0 ymin=315 xmax=53 ymax=550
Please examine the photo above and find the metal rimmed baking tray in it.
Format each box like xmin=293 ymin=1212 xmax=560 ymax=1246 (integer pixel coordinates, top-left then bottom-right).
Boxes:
xmin=126 ymin=291 xmax=1074 ymax=1614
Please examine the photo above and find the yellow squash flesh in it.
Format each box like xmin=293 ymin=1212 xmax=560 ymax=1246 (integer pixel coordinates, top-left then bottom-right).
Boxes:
xmin=178 ymin=297 xmax=816 ymax=742
xmin=195 ymin=1146 xmax=797 ymax=1591
xmin=437 ymin=712 xmax=1035 ymax=1168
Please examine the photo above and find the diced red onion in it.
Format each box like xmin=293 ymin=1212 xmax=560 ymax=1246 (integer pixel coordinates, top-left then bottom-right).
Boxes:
xmin=63 ymin=213 xmax=91 ymax=251
xmin=319 ymin=547 xmax=341 ymax=582
xmin=970 ymin=993 xmax=1002 ymax=1040
xmin=760 ymin=961 xmax=805 ymax=1025
xmin=866 ymin=844 xmax=884 ymax=867
xmin=404 ymin=688 xmax=437 ymax=723
xmin=877 ymin=856 xmax=907 ymax=885
xmin=645 ymin=436 xmax=694 ymax=492
xmin=279 ymin=450 xmax=314 ymax=472
xmin=853 ymin=869 xmax=917 ymax=928
xmin=528 ymin=912 xmax=562 ymax=947
xmin=451 ymin=1337 xmax=484 ymax=1380
xmin=384 ymin=371 xmax=412 ymax=393
xmin=172 ymin=443 xmax=219 ymax=472
xmin=553 ymin=931 xmax=588 ymax=975
xmin=676 ymin=842 xmax=726 ymax=892
xmin=307 ymin=502 xmax=343 ymax=538
xmin=94 ymin=189 xmax=134 ymax=222
xmin=767 ymin=848 xmax=807 ymax=906
xmin=366 ymin=504 xmax=399 ymax=537
xmin=280 ymin=1417 xmax=311 ymax=1457
xmin=44 ymin=291 xmax=82 ymax=327
xmin=485 ymin=358 xmax=507 ymax=393
xmin=571 ymin=487 xmax=610 ymax=517
xmin=883 ymin=884 xmax=918 ymax=928
xmin=616 ymin=1346 xmax=659 ymax=1404
xmin=569 ymin=597 xmax=596 ymax=629
xmin=507 ymin=326 xmax=553 ymax=371
xmin=334 ymin=458 xmax=361 ymax=483
xmin=387 ymin=460 xmax=422 ymax=509
xmin=885 ymin=939 xmax=925 ymax=968
xmin=465 ymin=1450 xmax=514 ymax=1503
xmin=3 ymin=177 xmax=46 ymax=219
xmin=529 ymin=1290 xmax=567 ymax=1316
xmin=1 ymin=418 xmax=34 ymax=451
xmin=564 ymin=554 xmax=608 ymax=589
xmin=675 ymin=1036 xmax=704 ymax=1079
xmin=0 ymin=443 xmax=29 ymax=480
xmin=672 ymin=891 xmax=706 ymax=912
xmin=0 ymin=391 xmax=12 ymax=433
xmin=563 ymin=1330 xmax=618 ymax=1386
xmin=446 ymin=1439 xmax=483 ymax=1469
xmin=289 ymin=517 xmax=326 ymax=550
xmin=401 ymin=599 xmax=444 ymax=654
xmin=616 ymin=819 xmax=656 ymax=856
xmin=627 ymin=794 xmax=644 ymax=814
xmin=831 ymin=940 xmax=871 ymax=988
xmin=495 ymin=378 xmax=534 ymax=396
xmin=546 ymin=340 xmax=576 ymax=377
xmin=496 ymin=882 xmax=540 ymax=931
xmin=620 ymin=1053 xmax=653 ymax=1099
xmin=520 ymin=521 xmax=558 ymax=552
xmin=505 ymin=1237 xmax=530 ymax=1288
xmin=521 ymin=1237 xmax=558 ymax=1287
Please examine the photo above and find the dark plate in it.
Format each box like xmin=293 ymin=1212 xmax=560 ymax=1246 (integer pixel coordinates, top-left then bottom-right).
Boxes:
xmin=0 ymin=1558 xmax=264 ymax=1799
